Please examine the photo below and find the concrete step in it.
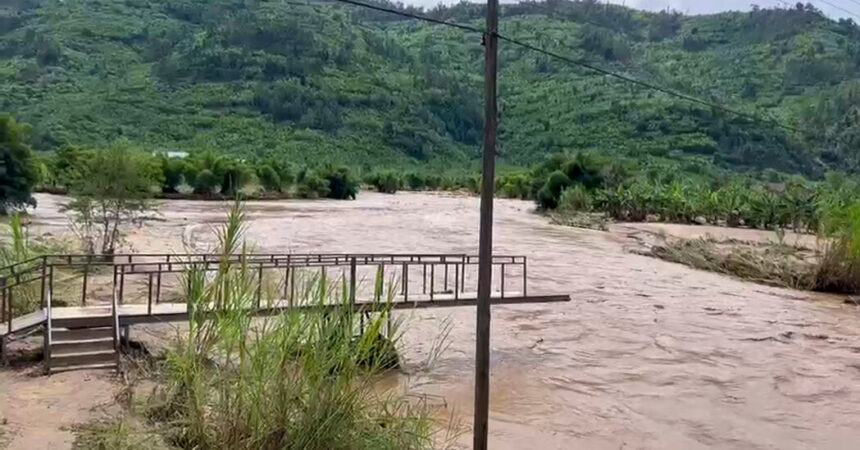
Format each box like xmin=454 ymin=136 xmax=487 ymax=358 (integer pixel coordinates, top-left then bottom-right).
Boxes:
xmin=52 ymin=326 xmax=113 ymax=342
xmin=52 ymin=316 xmax=113 ymax=329
xmin=52 ymin=338 xmax=115 ymax=356
xmin=50 ymin=362 xmax=118 ymax=374
xmin=51 ymin=349 xmax=117 ymax=369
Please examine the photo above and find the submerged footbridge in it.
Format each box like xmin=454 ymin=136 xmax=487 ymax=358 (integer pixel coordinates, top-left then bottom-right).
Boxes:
xmin=0 ymin=253 xmax=569 ymax=373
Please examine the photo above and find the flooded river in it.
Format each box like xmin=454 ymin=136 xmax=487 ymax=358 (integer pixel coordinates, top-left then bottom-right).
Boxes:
xmin=29 ymin=192 xmax=860 ymax=449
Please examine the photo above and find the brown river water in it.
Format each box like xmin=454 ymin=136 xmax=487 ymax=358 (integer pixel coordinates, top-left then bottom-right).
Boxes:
xmin=26 ymin=193 xmax=860 ymax=449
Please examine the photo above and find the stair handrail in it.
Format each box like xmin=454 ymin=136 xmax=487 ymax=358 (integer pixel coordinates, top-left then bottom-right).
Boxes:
xmin=44 ymin=265 xmax=52 ymax=374
xmin=111 ymin=280 xmax=121 ymax=373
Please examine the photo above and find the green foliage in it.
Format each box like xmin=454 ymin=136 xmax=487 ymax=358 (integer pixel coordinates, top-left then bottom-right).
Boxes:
xmin=159 ymin=155 xmax=187 ymax=193
xmin=522 ymin=147 xmax=860 ymax=233
xmin=295 ymin=169 xmax=330 ymax=199
xmin=367 ymin=171 xmax=403 ymax=194
xmin=558 ymin=185 xmax=591 ymax=212
xmin=0 ymin=114 xmax=37 ymax=214
xmin=319 ymin=165 xmax=359 ymax=200
xmin=69 ymin=145 xmax=161 ymax=200
xmin=150 ymin=202 xmax=435 ymax=449
xmin=51 ymin=146 xmax=94 ymax=188
xmin=255 ymin=164 xmax=281 ymax=192
xmin=537 ymin=171 xmax=571 ymax=210
xmin=0 ymin=213 xmax=73 ymax=316
xmin=532 ymin=152 xmax=608 ymax=209
xmin=404 ymin=172 xmax=427 ymax=190
xmin=192 ymin=169 xmax=218 ymax=195
xmin=65 ymin=145 xmax=161 ymax=254
xmin=1 ymin=2 xmax=859 ymax=177
xmin=0 ymin=214 xmax=39 ymax=316
xmin=496 ymin=172 xmax=530 ymax=199
xmin=813 ymin=200 xmax=860 ymax=293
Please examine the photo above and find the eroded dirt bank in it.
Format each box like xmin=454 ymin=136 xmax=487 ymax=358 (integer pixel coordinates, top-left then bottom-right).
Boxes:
xmin=3 ymin=192 xmax=860 ymax=449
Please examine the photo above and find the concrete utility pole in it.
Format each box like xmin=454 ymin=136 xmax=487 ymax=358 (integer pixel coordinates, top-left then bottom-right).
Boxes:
xmin=474 ymin=0 xmax=498 ymax=447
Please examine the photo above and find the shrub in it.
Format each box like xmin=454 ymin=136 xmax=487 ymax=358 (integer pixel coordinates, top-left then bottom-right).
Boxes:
xmin=320 ymin=165 xmax=358 ymax=200
xmin=256 ymin=164 xmax=282 ymax=192
xmin=0 ymin=115 xmax=38 ymax=214
xmin=562 ymin=153 xmax=604 ymax=190
xmin=497 ymin=173 xmax=530 ymax=199
xmin=65 ymin=146 xmax=161 ymax=255
xmin=813 ymin=201 xmax=860 ymax=293
xmin=368 ymin=171 xmax=402 ymax=194
xmin=159 ymin=155 xmax=187 ymax=194
xmin=296 ymin=173 xmax=329 ymax=199
xmin=536 ymin=171 xmax=571 ymax=209
xmin=193 ymin=169 xmax=219 ymax=195
xmin=219 ymin=160 xmax=253 ymax=196
xmin=558 ymin=185 xmax=590 ymax=211
xmin=424 ymin=174 xmax=442 ymax=190
xmin=404 ymin=172 xmax=426 ymax=190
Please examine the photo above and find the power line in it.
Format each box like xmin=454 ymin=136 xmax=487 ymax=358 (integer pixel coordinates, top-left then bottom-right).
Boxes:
xmin=495 ymin=33 xmax=802 ymax=133
xmin=325 ymin=0 xmax=803 ymax=134
xmin=326 ymin=0 xmax=483 ymax=33
xmin=813 ymin=0 xmax=860 ymax=21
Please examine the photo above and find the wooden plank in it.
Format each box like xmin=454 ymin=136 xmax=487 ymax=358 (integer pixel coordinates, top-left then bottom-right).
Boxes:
xmin=0 ymin=309 xmax=46 ymax=337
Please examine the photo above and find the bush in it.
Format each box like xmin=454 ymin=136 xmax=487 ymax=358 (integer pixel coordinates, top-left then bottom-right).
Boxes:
xmin=368 ymin=171 xmax=402 ymax=194
xmin=424 ymin=174 xmax=442 ymax=190
xmin=813 ymin=201 xmax=860 ymax=293
xmin=256 ymin=164 xmax=282 ymax=192
xmin=193 ymin=169 xmax=219 ymax=195
xmin=562 ymin=153 xmax=604 ymax=190
xmin=558 ymin=185 xmax=590 ymax=211
xmin=404 ymin=172 xmax=426 ymax=190
xmin=0 ymin=115 xmax=38 ymax=214
xmin=536 ymin=171 xmax=571 ymax=209
xmin=219 ymin=161 xmax=253 ymax=195
xmin=497 ymin=173 xmax=530 ymax=199
xmin=65 ymin=146 xmax=161 ymax=255
xmin=296 ymin=172 xmax=329 ymax=199
xmin=320 ymin=165 xmax=358 ymax=200
xmin=159 ymin=155 xmax=187 ymax=194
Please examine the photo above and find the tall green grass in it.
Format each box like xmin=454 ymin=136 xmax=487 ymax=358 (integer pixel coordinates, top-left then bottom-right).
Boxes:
xmin=149 ymin=202 xmax=437 ymax=449
xmin=813 ymin=201 xmax=860 ymax=293
xmin=0 ymin=214 xmax=41 ymax=316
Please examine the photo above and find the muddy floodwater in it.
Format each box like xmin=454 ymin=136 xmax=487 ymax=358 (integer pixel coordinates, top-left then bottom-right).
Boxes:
xmin=25 ymin=193 xmax=860 ymax=449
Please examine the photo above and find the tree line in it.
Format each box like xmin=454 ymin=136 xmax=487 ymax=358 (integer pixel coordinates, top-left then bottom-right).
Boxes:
xmin=524 ymin=151 xmax=860 ymax=233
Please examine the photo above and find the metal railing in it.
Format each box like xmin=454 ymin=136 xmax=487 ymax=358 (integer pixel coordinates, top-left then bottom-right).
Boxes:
xmin=1 ymin=253 xmax=529 ymax=334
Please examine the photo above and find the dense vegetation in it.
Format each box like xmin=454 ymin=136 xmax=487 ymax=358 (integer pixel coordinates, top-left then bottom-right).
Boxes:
xmin=3 ymin=0 xmax=860 ymax=178
xmin=37 ymin=143 xmax=366 ymax=200
xmin=0 ymin=114 xmax=37 ymax=214
xmin=147 ymin=203 xmax=435 ymax=449
xmin=525 ymin=151 xmax=860 ymax=232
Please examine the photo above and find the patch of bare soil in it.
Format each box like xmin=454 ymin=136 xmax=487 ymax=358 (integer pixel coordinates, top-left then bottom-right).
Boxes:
xmin=0 ymin=362 xmax=118 ymax=450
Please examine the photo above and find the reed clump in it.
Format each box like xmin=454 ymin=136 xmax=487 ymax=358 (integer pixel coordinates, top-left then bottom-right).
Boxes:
xmin=147 ymin=202 xmax=436 ymax=449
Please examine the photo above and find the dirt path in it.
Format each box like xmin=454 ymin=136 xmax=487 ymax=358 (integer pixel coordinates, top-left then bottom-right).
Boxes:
xmin=0 ymin=366 xmax=117 ymax=449
xmin=3 ymin=192 xmax=860 ymax=449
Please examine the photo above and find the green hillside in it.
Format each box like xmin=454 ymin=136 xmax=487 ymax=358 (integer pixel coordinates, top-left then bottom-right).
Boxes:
xmin=2 ymin=0 xmax=860 ymax=176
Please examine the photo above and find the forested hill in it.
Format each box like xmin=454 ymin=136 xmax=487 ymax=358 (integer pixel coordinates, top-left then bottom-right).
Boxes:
xmin=3 ymin=0 xmax=860 ymax=177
